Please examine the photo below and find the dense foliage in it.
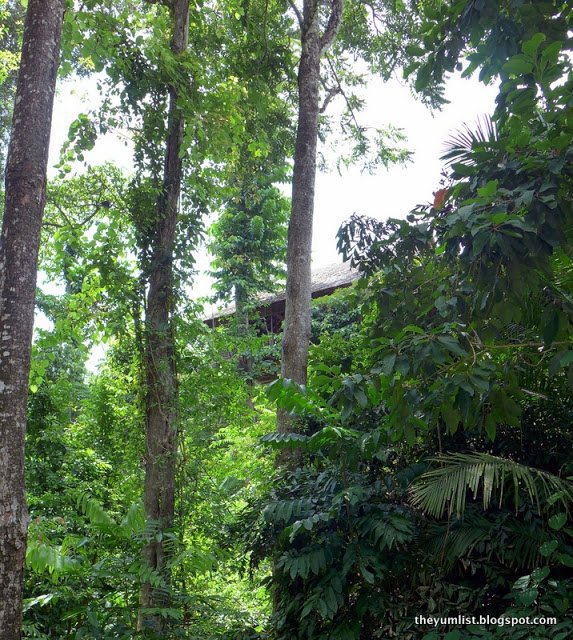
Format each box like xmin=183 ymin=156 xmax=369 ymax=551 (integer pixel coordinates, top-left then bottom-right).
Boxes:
xmin=0 ymin=0 xmax=571 ymax=638
xmin=243 ymin=3 xmax=573 ymax=639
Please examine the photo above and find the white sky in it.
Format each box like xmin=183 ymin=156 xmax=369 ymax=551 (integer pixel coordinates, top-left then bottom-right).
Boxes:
xmin=48 ymin=69 xmax=498 ymax=299
xmin=312 ymin=73 xmax=498 ymax=264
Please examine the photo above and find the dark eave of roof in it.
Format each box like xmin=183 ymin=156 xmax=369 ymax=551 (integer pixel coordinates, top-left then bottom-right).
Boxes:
xmin=204 ymin=262 xmax=359 ymax=325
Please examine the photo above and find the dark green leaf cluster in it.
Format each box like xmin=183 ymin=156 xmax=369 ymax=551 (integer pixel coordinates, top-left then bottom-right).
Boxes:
xmin=243 ymin=6 xmax=573 ymax=637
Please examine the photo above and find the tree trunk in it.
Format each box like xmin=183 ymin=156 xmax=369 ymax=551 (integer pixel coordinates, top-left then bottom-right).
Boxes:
xmin=280 ymin=25 xmax=321 ymax=392
xmin=278 ymin=0 xmax=343 ymax=439
xmin=0 ymin=1 xmax=64 ymax=637
xmin=139 ymin=0 xmax=189 ymax=631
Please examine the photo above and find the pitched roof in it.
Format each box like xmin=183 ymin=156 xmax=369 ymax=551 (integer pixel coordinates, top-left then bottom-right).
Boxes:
xmin=204 ymin=261 xmax=359 ymax=323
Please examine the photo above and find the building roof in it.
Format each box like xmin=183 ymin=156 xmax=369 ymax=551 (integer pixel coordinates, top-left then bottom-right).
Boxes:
xmin=204 ymin=261 xmax=359 ymax=326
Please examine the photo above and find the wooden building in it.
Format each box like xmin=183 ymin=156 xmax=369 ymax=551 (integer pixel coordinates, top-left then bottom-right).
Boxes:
xmin=204 ymin=262 xmax=359 ymax=333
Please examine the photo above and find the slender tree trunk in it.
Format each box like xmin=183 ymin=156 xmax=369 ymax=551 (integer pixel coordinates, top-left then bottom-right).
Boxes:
xmin=279 ymin=25 xmax=321 ymax=392
xmin=0 ymin=1 xmax=64 ymax=637
xmin=139 ymin=0 xmax=189 ymax=630
xmin=278 ymin=0 xmax=343 ymax=438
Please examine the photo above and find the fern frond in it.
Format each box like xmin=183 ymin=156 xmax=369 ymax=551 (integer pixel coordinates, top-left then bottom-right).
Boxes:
xmin=260 ymin=431 xmax=309 ymax=449
xmin=359 ymin=510 xmax=416 ymax=550
xmin=119 ymin=501 xmax=145 ymax=538
xmin=22 ymin=621 xmax=51 ymax=640
xmin=277 ymin=547 xmax=329 ymax=580
xmin=77 ymin=493 xmax=115 ymax=527
xmin=26 ymin=539 xmax=80 ymax=578
xmin=410 ymin=452 xmax=573 ymax=519
xmin=262 ymin=498 xmax=314 ymax=524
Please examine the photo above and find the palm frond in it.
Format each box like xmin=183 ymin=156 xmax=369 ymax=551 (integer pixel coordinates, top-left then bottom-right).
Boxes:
xmin=427 ymin=511 xmax=552 ymax=571
xmin=502 ymin=519 xmax=549 ymax=569
xmin=441 ymin=115 xmax=498 ymax=168
xmin=410 ymin=452 xmax=573 ymax=519
xmin=425 ymin=510 xmax=494 ymax=570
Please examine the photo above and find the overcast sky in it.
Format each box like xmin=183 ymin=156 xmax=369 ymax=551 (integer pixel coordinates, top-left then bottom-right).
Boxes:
xmin=48 ymin=69 xmax=498 ymax=298
xmin=311 ymin=72 xmax=498 ymax=264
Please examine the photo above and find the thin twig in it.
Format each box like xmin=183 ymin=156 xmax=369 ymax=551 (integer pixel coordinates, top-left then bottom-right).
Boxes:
xmin=325 ymin=54 xmax=362 ymax=131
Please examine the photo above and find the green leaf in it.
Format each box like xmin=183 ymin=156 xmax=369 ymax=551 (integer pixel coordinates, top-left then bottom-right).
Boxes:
xmin=410 ymin=453 xmax=573 ymax=519
xmin=531 ymin=566 xmax=550 ymax=582
xmin=548 ymin=513 xmax=567 ymax=531
xmin=522 ymin=33 xmax=545 ymax=58
xmin=437 ymin=335 xmax=467 ymax=357
xmin=484 ymin=414 xmax=497 ymax=441
xmin=560 ymin=352 xmax=573 ymax=367
xmin=541 ymin=41 xmax=562 ymax=66
xmin=442 ymin=405 xmax=461 ymax=434
xmin=380 ymin=353 xmax=396 ymax=375
xmin=325 ymin=586 xmax=338 ymax=616
xmin=567 ymin=363 xmax=573 ymax=390
xmin=354 ymin=387 xmax=368 ymax=408
xmin=477 ymin=180 xmax=498 ymax=198
xmin=540 ymin=540 xmax=558 ymax=557
xmin=542 ymin=309 xmax=559 ymax=346
xmin=557 ymin=553 xmax=573 ymax=568
xmin=518 ymin=588 xmax=538 ymax=606
xmin=289 ymin=558 xmax=299 ymax=579
xmin=513 ymin=575 xmax=530 ymax=590
xmin=502 ymin=55 xmax=533 ymax=76
xmin=405 ymin=44 xmax=425 ymax=57
xmin=359 ymin=564 xmax=375 ymax=584
xmin=415 ymin=64 xmax=431 ymax=92
xmin=23 ymin=593 xmax=55 ymax=612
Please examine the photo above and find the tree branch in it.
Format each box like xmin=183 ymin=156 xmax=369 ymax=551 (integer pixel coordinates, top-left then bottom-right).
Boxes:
xmin=287 ymin=0 xmax=303 ymax=30
xmin=362 ymin=0 xmax=383 ymax=35
xmin=326 ymin=55 xmax=361 ymax=130
xmin=320 ymin=0 xmax=344 ymax=52
xmin=319 ymin=80 xmax=340 ymax=113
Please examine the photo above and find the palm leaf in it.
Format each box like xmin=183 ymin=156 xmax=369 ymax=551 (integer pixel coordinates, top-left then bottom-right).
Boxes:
xmin=410 ymin=452 xmax=573 ymax=519
xmin=425 ymin=510 xmax=551 ymax=571
xmin=441 ymin=115 xmax=498 ymax=168
xmin=425 ymin=510 xmax=494 ymax=570
xmin=502 ymin=519 xmax=550 ymax=569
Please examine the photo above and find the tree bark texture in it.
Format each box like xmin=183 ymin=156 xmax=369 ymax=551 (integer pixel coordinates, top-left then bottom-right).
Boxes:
xmin=278 ymin=0 xmax=343 ymax=436
xmin=0 ymin=1 xmax=64 ymax=637
xmin=139 ymin=0 xmax=189 ymax=629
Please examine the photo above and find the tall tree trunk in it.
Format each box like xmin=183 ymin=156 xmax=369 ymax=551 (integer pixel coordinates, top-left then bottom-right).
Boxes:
xmin=139 ymin=0 xmax=189 ymax=630
xmin=278 ymin=0 xmax=343 ymax=438
xmin=0 ymin=1 xmax=64 ymax=637
xmin=280 ymin=21 xmax=321 ymax=392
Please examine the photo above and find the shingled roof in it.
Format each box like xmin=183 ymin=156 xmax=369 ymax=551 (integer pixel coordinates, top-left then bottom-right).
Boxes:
xmin=204 ymin=262 xmax=359 ymax=329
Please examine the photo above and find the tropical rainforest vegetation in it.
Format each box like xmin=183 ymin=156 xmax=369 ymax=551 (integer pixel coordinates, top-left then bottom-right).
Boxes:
xmin=0 ymin=0 xmax=572 ymax=638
